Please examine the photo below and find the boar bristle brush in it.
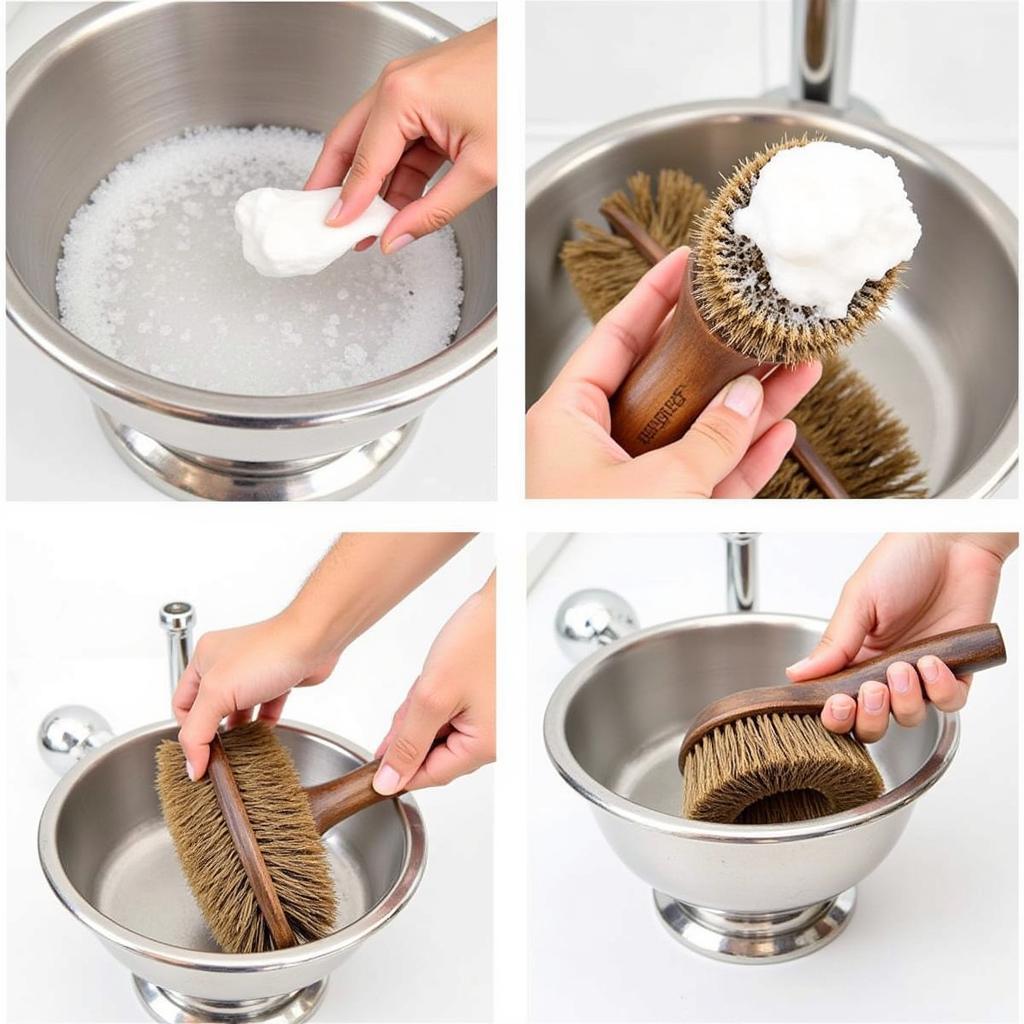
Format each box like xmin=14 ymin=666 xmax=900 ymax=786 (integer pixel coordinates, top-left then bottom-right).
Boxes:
xmin=157 ymin=721 xmax=391 ymax=953
xmin=558 ymin=150 xmax=927 ymax=498
xmin=679 ymin=624 xmax=1006 ymax=825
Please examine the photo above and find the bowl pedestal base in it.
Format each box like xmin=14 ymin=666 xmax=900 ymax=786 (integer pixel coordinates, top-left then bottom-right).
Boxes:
xmin=654 ymin=886 xmax=856 ymax=963
xmin=97 ymin=411 xmax=418 ymax=501
xmin=134 ymin=976 xmax=326 ymax=1024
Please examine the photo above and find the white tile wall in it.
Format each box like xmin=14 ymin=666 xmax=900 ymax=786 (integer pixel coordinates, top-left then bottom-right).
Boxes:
xmin=527 ymin=0 xmax=1019 ymax=210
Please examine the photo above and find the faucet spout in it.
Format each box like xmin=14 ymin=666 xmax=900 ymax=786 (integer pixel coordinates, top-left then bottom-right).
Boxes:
xmin=790 ymin=0 xmax=856 ymax=109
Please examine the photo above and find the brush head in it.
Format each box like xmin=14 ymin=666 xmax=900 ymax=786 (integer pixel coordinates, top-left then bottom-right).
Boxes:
xmin=156 ymin=721 xmax=336 ymax=954
xmin=692 ymin=136 xmax=904 ymax=366
xmin=560 ymin=169 xmax=707 ymax=322
xmin=760 ymin=357 xmax=927 ymax=499
xmin=682 ymin=713 xmax=884 ymax=825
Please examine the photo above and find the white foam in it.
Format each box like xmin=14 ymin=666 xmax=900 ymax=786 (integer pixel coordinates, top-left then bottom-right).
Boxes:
xmin=234 ymin=187 xmax=397 ymax=277
xmin=56 ymin=126 xmax=463 ymax=396
xmin=731 ymin=141 xmax=921 ymax=319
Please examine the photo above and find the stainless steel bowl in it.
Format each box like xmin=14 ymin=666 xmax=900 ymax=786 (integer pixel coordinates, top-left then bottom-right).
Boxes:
xmin=526 ymin=100 xmax=1017 ymax=497
xmin=38 ymin=720 xmax=426 ymax=1022
xmin=7 ymin=2 xmax=497 ymax=500
xmin=544 ymin=613 xmax=959 ymax=962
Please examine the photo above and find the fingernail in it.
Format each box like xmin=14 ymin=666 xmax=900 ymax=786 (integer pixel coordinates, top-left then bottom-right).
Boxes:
xmin=864 ymin=684 xmax=885 ymax=712
xmin=828 ymin=696 xmax=852 ymax=721
xmin=325 ymin=197 xmax=344 ymax=223
xmin=890 ymin=663 xmax=912 ymax=694
xmin=385 ymin=233 xmax=415 ymax=255
xmin=185 ymin=759 xmax=196 ymax=782
xmin=787 ymin=656 xmax=812 ymax=674
xmin=723 ymin=375 xmax=762 ymax=417
xmin=919 ymin=657 xmax=940 ymax=683
xmin=373 ymin=763 xmax=401 ymax=796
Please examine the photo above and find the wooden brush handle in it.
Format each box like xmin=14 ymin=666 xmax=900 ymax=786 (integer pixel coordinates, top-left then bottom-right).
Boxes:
xmin=679 ymin=623 xmax=1006 ymax=761
xmin=609 ymin=259 xmax=763 ymax=455
xmin=602 ymin=203 xmax=848 ymax=498
xmin=207 ymin=734 xmax=297 ymax=950
xmin=304 ymin=758 xmax=395 ymax=835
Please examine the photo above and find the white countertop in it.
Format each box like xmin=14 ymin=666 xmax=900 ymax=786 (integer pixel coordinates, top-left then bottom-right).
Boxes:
xmin=5 ymin=1 xmax=497 ymax=501
xmin=527 ymin=533 xmax=1019 ymax=1022
xmin=6 ymin=512 xmax=494 ymax=1022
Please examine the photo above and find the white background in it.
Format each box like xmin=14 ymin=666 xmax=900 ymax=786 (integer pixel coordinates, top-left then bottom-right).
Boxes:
xmin=5 ymin=509 xmax=494 ymax=1022
xmin=528 ymin=532 xmax=1019 ymax=1022
xmin=526 ymin=0 xmax=1020 ymax=496
xmin=5 ymin=1 xmax=498 ymax=501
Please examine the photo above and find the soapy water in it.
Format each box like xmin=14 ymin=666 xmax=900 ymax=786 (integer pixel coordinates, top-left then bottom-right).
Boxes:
xmin=56 ymin=126 xmax=464 ymax=396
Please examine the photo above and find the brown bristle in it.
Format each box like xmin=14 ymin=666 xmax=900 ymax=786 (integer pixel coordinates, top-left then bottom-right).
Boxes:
xmin=559 ymin=169 xmax=707 ymax=322
xmin=692 ymin=136 xmax=904 ymax=366
xmin=760 ymin=357 xmax=927 ymax=499
xmin=682 ymin=714 xmax=884 ymax=825
xmin=155 ymin=722 xmax=336 ymax=954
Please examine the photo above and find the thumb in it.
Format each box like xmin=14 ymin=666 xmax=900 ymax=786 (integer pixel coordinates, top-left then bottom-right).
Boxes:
xmin=177 ymin=678 xmax=233 ymax=781
xmin=786 ymin=579 xmax=874 ymax=680
xmin=634 ymin=375 xmax=764 ymax=496
xmin=379 ymin=156 xmax=493 ymax=253
xmin=373 ymin=681 xmax=453 ymax=795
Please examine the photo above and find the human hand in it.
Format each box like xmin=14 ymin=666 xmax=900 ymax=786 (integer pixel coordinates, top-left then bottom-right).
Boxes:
xmin=526 ymin=246 xmax=821 ymax=498
xmin=173 ymin=611 xmax=340 ymax=780
xmin=305 ymin=20 xmax=496 ymax=254
xmin=373 ymin=572 xmax=495 ymax=794
xmin=787 ymin=533 xmax=1017 ymax=742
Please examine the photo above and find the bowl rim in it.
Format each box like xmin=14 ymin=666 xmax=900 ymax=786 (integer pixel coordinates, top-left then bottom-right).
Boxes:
xmin=6 ymin=0 xmax=496 ymax=428
xmin=37 ymin=719 xmax=427 ymax=971
xmin=543 ymin=611 xmax=961 ymax=844
xmin=525 ymin=97 xmax=1018 ymax=499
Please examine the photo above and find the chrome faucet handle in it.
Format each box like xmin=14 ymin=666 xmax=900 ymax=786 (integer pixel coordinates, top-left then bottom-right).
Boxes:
xmin=556 ymin=588 xmax=640 ymax=663
xmin=38 ymin=705 xmax=113 ymax=776
xmin=159 ymin=601 xmax=195 ymax=696
xmin=723 ymin=533 xmax=759 ymax=613
xmin=790 ymin=0 xmax=856 ymax=108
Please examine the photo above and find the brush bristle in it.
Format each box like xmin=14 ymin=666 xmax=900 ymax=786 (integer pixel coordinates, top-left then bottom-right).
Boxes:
xmin=682 ymin=714 xmax=884 ymax=825
xmin=156 ymin=722 xmax=336 ymax=954
xmin=760 ymin=357 xmax=928 ymax=498
xmin=560 ymin=169 xmax=707 ymax=322
xmin=692 ymin=136 xmax=903 ymax=366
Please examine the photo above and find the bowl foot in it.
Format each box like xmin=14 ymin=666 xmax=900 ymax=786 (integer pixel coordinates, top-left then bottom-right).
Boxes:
xmin=132 ymin=974 xmax=323 ymax=1024
xmin=96 ymin=410 xmax=418 ymax=501
xmin=653 ymin=887 xmax=855 ymax=963
xmin=133 ymin=976 xmax=327 ymax=1024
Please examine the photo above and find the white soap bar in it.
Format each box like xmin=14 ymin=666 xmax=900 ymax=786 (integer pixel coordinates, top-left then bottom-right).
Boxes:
xmin=732 ymin=141 xmax=921 ymax=319
xmin=234 ymin=186 xmax=397 ymax=277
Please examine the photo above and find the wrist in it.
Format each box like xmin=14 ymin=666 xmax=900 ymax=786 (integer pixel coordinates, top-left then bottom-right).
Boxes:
xmin=956 ymin=532 xmax=1018 ymax=564
xmin=276 ymin=598 xmax=350 ymax=664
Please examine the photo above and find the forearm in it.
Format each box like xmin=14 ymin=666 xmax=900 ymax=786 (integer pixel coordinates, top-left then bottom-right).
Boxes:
xmin=283 ymin=533 xmax=475 ymax=657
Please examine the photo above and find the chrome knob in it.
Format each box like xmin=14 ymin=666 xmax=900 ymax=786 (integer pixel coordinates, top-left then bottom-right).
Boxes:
xmin=555 ymin=589 xmax=639 ymax=663
xmin=38 ymin=705 xmax=113 ymax=776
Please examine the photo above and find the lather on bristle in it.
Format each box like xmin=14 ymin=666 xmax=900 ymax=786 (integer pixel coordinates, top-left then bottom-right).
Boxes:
xmin=156 ymin=722 xmax=336 ymax=954
xmin=682 ymin=713 xmax=883 ymax=824
xmin=692 ymin=135 xmax=903 ymax=365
